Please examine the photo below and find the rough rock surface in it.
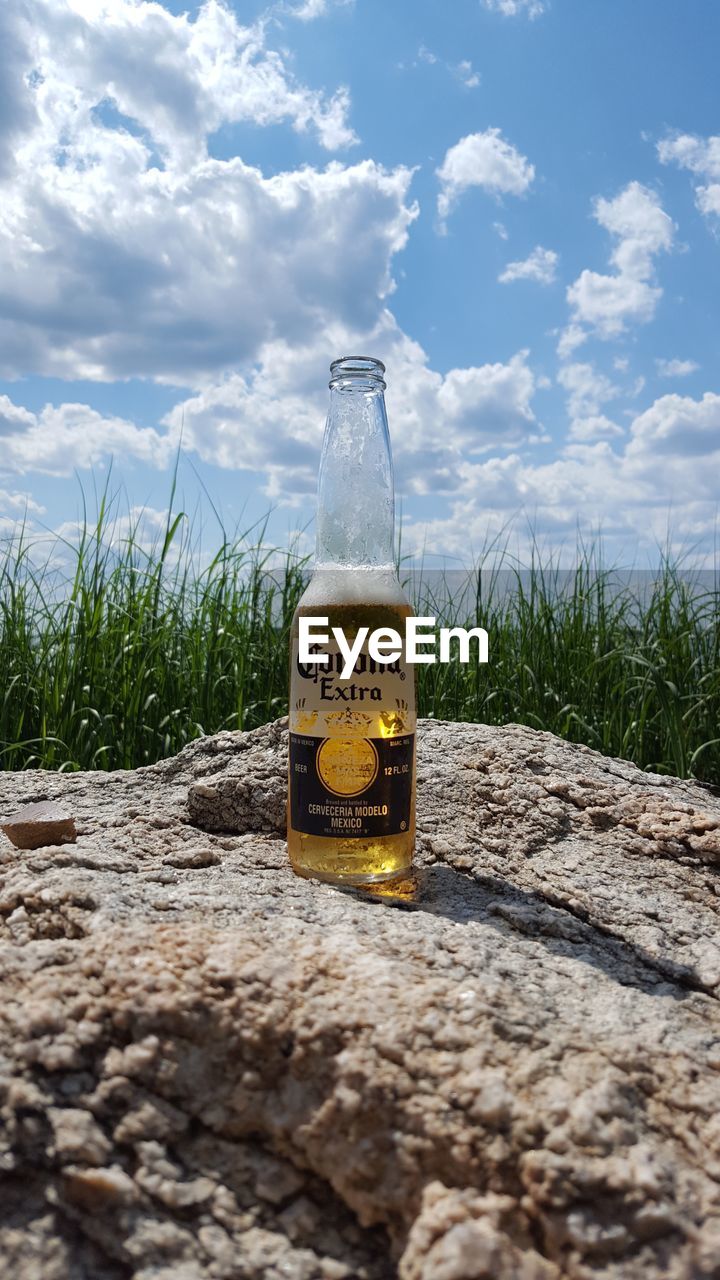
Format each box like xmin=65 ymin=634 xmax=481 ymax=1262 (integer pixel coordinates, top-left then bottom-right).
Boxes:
xmin=1 ymin=718 xmax=719 ymax=1280
xmin=1 ymin=799 xmax=77 ymax=850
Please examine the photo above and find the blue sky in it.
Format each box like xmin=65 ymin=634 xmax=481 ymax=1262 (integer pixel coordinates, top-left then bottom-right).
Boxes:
xmin=0 ymin=0 xmax=719 ymax=565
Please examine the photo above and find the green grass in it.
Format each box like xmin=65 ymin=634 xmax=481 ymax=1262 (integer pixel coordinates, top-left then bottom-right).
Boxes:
xmin=410 ymin=552 xmax=720 ymax=785
xmin=1 ymin=487 xmax=719 ymax=783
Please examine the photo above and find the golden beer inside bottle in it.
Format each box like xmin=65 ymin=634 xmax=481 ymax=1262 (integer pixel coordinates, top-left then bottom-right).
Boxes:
xmin=288 ymin=599 xmax=416 ymax=885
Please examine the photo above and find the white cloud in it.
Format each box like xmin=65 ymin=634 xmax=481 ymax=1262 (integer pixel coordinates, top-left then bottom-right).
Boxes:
xmin=557 ymin=362 xmax=625 ymax=444
xmin=291 ymin=0 xmax=355 ymax=19
xmin=406 ymin=47 xmax=480 ymax=89
xmin=658 ymin=131 xmax=720 ymax=224
xmin=0 ymin=334 xmax=543 ymax=504
xmin=556 ymin=324 xmax=588 ymax=360
xmin=0 ymin=3 xmax=714 ymax=566
xmin=695 ymin=186 xmax=720 ymax=218
xmin=0 ymin=394 xmax=170 ymax=475
xmin=37 ymin=503 xmax=200 ymax=575
xmin=397 ymin=447 xmax=642 ymax=563
xmin=0 ymin=0 xmax=544 ymax=506
xmin=399 ymin=390 xmax=720 ymax=564
xmin=565 ymin=183 xmax=674 ymax=342
xmin=455 ymin=60 xmax=481 ymax=89
xmin=0 ymin=8 xmax=38 ymax=181
xmin=161 ymin=326 xmax=541 ymax=502
xmin=432 ymin=351 xmax=538 ymax=451
xmin=499 ymin=245 xmax=558 ymax=285
xmin=3 ymin=379 xmax=718 ymax=565
xmin=557 ymin=362 xmax=617 ymax=420
xmin=567 ymin=415 xmax=624 ymax=442
xmin=657 ymin=133 xmax=720 ymax=179
xmin=1 ymin=135 xmax=415 ymax=384
xmin=655 ymin=358 xmax=700 ymax=379
xmin=482 ymin=0 xmax=546 ymax=17
xmin=437 ymin=128 xmax=535 ymax=223
xmin=0 ymin=0 xmax=416 ymax=390
xmin=569 ymin=272 xmax=662 ymax=334
xmin=595 ymin=183 xmax=674 ymax=275
xmin=27 ymin=0 xmax=358 ymax=161
xmin=0 ymin=487 xmax=46 ymax=518
xmin=627 ymin=392 xmax=720 ymax=461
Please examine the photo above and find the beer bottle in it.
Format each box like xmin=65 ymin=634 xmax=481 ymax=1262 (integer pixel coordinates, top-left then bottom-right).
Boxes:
xmin=287 ymin=356 xmax=416 ymax=885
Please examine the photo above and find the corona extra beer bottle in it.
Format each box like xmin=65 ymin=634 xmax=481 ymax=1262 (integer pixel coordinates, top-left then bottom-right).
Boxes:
xmin=287 ymin=356 xmax=416 ymax=885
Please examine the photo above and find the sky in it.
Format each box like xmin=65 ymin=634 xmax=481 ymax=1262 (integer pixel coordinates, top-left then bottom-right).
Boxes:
xmin=0 ymin=0 xmax=719 ymax=566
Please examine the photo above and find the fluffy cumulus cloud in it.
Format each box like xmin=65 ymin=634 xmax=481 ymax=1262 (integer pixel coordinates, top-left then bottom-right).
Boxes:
xmin=0 ymin=151 xmax=416 ymax=384
xmin=556 ymin=362 xmax=623 ymax=441
xmin=0 ymin=1 xmax=714 ymax=564
xmin=25 ymin=0 xmax=358 ymax=157
xmin=560 ymin=183 xmax=674 ymax=352
xmin=399 ymin=390 xmax=720 ymax=564
xmin=499 ymin=246 xmax=558 ymax=285
xmin=627 ymin=392 xmax=720 ymax=461
xmin=565 ymin=415 xmax=624 ymax=443
xmin=482 ymin=0 xmax=546 ymax=17
xmin=0 ymin=7 xmax=39 ymax=181
xmin=556 ymin=324 xmax=588 ymax=360
xmin=0 ymin=0 xmax=549 ymax=512
xmin=557 ymin=361 xmax=617 ymax=418
xmin=0 ymin=2 xmax=423 ymax=385
xmin=436 ymin=128 xmax=535 ymax=224
xmin=0 ymin=394 xmax=170 ymax=475
xmin=658 ymin=132 xmax=720 ymax=222
xmin=161 ymin=324 xmax=541 ymax=502
xmin=0 ymin=488 xmax=45 ymax=523
xmin=400 ymin=447 xmax=645 ymax=561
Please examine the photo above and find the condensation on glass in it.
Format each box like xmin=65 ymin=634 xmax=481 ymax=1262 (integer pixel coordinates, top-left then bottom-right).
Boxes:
xmin=287 ymin=356 xmax=417 ymax=885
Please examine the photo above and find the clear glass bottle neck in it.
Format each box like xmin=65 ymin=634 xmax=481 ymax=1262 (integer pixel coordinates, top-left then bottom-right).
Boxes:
xmin=315 ymin=361 xmax=396 ymax=570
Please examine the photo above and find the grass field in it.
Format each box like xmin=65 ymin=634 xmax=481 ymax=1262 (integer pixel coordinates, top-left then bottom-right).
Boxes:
xmin=2 ymin=491 xmax=719 ymax=784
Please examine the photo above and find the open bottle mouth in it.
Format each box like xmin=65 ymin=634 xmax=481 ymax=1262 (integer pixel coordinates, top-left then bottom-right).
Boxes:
xmin=329 ymin=355 xmax=387 ymax=391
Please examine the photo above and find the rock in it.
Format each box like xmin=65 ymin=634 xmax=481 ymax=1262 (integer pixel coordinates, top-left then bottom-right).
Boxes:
xmin=0 ymin=718 xmax=719 ymax=1280
xmin=1 ymin=800 xmax=77 ymax=850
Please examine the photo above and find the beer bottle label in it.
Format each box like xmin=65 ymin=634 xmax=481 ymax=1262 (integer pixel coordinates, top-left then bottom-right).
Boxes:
xmin=289 ymin=637 xmax=416 ymax=839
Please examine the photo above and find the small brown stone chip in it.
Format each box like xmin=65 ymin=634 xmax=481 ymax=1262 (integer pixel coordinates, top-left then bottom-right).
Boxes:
xmin=1 ymin=800 xmax=77 ymax=850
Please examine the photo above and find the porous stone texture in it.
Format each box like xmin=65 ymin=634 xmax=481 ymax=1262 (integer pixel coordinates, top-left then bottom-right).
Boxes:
xmin=1 ymin=718 xmax=719 ymax=1279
